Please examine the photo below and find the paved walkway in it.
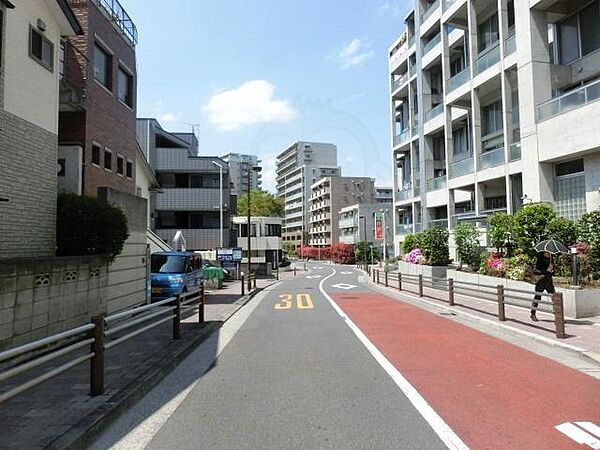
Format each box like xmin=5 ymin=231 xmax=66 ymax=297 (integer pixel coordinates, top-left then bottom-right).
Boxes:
xmin=0 ymin=271 xmax=300 ymax=450
xmin=367 ymin=266 xmax=600 ymax=361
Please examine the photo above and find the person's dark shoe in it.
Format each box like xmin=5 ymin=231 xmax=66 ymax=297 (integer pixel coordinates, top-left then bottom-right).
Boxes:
xmin=530 ymin=313 xmax=539 ymax=322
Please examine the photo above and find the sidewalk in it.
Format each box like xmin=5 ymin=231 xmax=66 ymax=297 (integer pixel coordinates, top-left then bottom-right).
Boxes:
xmin=0 ymin=273 xmax=295 ymax=450
xmin=365 ymin=268 xmax=600 ymax=365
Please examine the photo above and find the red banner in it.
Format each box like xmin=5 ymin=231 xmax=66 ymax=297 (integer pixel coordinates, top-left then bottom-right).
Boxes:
xmin=374 ymin=213 xmax=383 ymax=240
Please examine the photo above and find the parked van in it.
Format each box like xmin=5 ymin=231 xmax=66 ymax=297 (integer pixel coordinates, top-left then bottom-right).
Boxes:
xmin=150 ymin=251 xmax=203 ymax=301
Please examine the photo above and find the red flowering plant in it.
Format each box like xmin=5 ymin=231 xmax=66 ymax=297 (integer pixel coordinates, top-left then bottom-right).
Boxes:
xmin=479 ymin=252 xmax=506 ymax=277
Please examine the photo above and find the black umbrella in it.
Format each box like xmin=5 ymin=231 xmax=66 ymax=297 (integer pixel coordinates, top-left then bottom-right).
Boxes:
xmin=533 ymin=239 xmax=569 ymax=255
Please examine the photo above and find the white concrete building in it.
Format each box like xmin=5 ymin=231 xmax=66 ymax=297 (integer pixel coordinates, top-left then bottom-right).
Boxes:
xmin=233 ymin=216 xmax=283 ymax=273
xmin=221 ymin=153 xmax=262 ymax=197
xmin=375 ymin=186 xmax=394 ymax=205
xmin=338 ymin=203 xmax=393 ymax=255
xmin=275 ymin=141 xmax=341 ymax=249
xmin=388 ymin=0 xmax=600 ymax=257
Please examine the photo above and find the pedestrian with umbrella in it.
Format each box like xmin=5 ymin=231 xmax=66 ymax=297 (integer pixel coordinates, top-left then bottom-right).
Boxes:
xmin=530 ymin=239 xmax=568 ymax=321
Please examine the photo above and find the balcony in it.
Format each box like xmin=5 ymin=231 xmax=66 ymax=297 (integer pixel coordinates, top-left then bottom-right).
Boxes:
xmin=396 ymin=188 xmax=413 ymax=202
xmin=537 ymin=78 xmax=600 ymax=121
xmin=474 ymin=44 xmax=500 ymax=76
xmin=396 ymin=223 xmax=414 ymax=235
xmin=421 ymin=0 xmax=440 ymax=21
xmin=451 ymin=212 xmax=480 ymax=227
xmin=449 ymin=156 xmax=473 ymax=178
xmin=339 ymin=218 xmax=357 ymax=229
xmin=481 ymin=207 xmax=507 ymax=217
xmin=94 ymin=0 xmax=138 ymax=45
xmin=423 ymin=33 xmax=441 ymax=55
xmin=425 ymin=103 xmax=444 ymax=122
xmin=428 ymin=218 xmax=448 ymax=228
xmin=504 ymin=33 xmax=516 ymax=56
xmin=411 ymin=118 xmax=419 ymax=136
xmin=414 ymin=185 xmax=421 ymax=196
xmin=509 ymin=142 xmax=521 ymax=161
xmin=426 ymin=175 xmax=446 ymax=191
xmin=391 ymin=72 xmax=409 ymax=92
xmin=409 ymin=64 xmax=417 ymax=77
xmin=443 ymin=0 xmax=460 ymax=9
xmin=448 ymin=68 xmax=470 ymax=93
xmin=394 ymin=128 xmax=411 ymax=147
xmin=478 ymin=147 xmax=505 ymax=170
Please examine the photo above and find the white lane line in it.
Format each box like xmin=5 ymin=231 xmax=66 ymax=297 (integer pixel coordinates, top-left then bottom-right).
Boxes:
xmin=91 ymin=291 xmax=269 ymax=450
xmin=319 ymin=269 xmax=469 ymax=450
xmin=555 ymin=422 xmax=600 ymax=448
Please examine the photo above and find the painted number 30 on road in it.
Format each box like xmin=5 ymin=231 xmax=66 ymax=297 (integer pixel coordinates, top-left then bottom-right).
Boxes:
xmin=274 ymin=294 xmax=314 ymax=310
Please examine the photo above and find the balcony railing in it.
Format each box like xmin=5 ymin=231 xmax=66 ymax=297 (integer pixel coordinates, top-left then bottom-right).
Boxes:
xmin=426 ymin=175 xmax=446 ymax=191
xmin=481 ymin=207 xmax=507 ymax=217
xmin=428 ymin=218 xmax=448 ymax=228
xmin=411 ymin=117 xmax=419 ymax=136
xmin=425 ymin=103 xmax=444 ymax=122
xmin=449 ymin=156 xmax=473 ymax=178
xmin=448 ymin=67 xmax=470 ymax=93
xmin=443 ymin=0 xmax=460 ymax=10
xmin=396 ymin=224 xmax=414 ymax=235
xmin=474 ymin=44 xmax=500 ymax=76
xmin=94 ymin=0 xmax=138 ymax=45
xmin=394 ymin=128 xmax=410 ymax=147
xmin=423 ymin=33 xmax=441 ymax=55
xmin=509 ymin=142 xmax=521 ymax=161
xmin=408 ymin=35 xmax=415 ymax=48
xmin=451 ymin=212 xmax=480 ymax=227
xmin=391 ymin=72 xmax=409 ymax=92
xmin=409 ymin=64 xmax=417 ymax=77
xmin=339 ymin=218 xmax=357 ymax=228
xmin=421 ymin=0 xmax=440 ymax=21
xmin=537 ymin=78 xmax=600 ymax=121
xmin=396 ymin=188 xmax=413 ymax=202
xmin=504 ymin=33 xmax=516 ymax=56
xmin=478 ymin=147 xmax=505 ymax=170
xmin=414 ymin=185 xmax=421 ymax=196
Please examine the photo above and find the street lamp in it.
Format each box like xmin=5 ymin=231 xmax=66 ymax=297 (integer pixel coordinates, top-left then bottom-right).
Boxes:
xmin=380 ymin=208 xmax=387 ymax=266
xmin=247 ymin=166 xmax=262 ymax=277
xmin=211 ymin=160 xmax=224 ymax=249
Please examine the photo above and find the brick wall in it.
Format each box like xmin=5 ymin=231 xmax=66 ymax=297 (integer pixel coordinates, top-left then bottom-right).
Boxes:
xmin=0 ymin=109 xmax=58 ymax=258
xmin=60 ymin=0 xmax=138 ymax=197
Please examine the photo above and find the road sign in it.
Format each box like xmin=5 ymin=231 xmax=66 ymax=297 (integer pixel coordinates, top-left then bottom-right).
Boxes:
xmin=217 ymin=247 xmax=243 ymax=262
xmin=232 ymin=247 xmax=243 ymax=261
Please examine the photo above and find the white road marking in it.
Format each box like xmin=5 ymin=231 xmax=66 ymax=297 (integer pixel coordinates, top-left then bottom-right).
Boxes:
xmin=340 ymin=271 xmax=354 ymax=275
xmin=330 ymin=283 xmax=357 ymax=290
xmin=306 ymin=275 xmax=322 ymax=279
xmin=319 ymin=269 xmax=469 ymax=450
xmin=556 ymin=422 xmax=600 ymax=449
xmin=90 ymin=290 xmax=269 ymax=450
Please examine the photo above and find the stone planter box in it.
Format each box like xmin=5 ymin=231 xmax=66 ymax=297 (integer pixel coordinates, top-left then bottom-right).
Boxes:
xmin=396 ymin=261 xmax=448 ymax=280
xmin=446 ymin=269 xmax=599 ymax=319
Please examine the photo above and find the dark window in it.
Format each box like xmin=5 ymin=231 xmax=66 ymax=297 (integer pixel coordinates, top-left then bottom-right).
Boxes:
xmin=117 ymin=156 xmax=124 ymax=175
xmin=558 ymin=1 xmax=600 ymax=64
xmin=175 ymin=173 xmax=189 ymax=188
xmin=94 ymin=43 xmax=111 ymax=89
xmin=507 ymin=1 xmax=515 ymax=29
xmin=559 ymin=14 xmax=580 ymax=64
xmin=580 ymin=1 xmax=600 ymax=56
xmin=104 ymin=149 xmax=112 ymax=170
xmin=482 ymin=100 xmax=503 ymax=137
xmin=91 ymin=143 xmax=101 ymax=166
xmin=30 ymin=27 xmax=54 ymax=71
xmin=117 ymin=66 xmax=133 ymax=106
xmin=266 ymin=224 xmax=282 ymax=236
xmin=126 ymin=160 xmax=133 ymax=178
xmin=151 ymin=254 xmax=186 ymax=274
xmin=240 ymin=224 xmax=257 ymax=237
xmin=555 ymin=159 xmax=584 ymax=177
xmin=478 ymin=13 xmax=499 ymax=54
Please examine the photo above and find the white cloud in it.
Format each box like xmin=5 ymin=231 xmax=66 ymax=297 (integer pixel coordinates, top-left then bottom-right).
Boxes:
xmin=379 ymin=2 xmax=402 ymax=18
xmin=152 ymin=101 xmax=180 ymax=124
xmin=337 ymin=38 xmax=374 ymax=69
xmin=203 ymin=80 xmax=297 ymax=131
xmin=159 ymin=112 xmax=178 ymax=123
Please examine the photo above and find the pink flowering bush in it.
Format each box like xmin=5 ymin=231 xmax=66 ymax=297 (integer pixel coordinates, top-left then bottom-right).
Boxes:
xmin=403 ymin=248 xmax=427 ymax=265
xmin=479 ymin=252 xmax=505 ymax=277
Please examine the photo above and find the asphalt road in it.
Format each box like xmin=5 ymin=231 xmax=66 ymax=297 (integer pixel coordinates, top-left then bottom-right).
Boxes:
xmin=93 ymin=263 xmax=447 ymax=449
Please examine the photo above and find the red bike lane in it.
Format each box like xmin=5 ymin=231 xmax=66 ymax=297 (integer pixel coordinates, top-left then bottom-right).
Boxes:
xmin=330 ymin=290 xmax=600 ymax=449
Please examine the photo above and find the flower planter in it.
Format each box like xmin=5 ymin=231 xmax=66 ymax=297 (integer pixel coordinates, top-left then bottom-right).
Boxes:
xmin=396 ymin=261 xmax=448 ymax=279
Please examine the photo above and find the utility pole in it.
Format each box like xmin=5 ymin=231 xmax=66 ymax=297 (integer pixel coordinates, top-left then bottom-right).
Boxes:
xmin=381 ymin=208 xmax=387 ymax=264
xmin=247 ymin=166 xmax=262 ymax=275
xmin=212 ymin=161 xmax=224 ymax=248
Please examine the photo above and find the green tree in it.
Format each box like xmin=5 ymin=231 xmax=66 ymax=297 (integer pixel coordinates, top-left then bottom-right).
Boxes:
xmin=547 ymin=216 xmax=577 ymax=247
xmin=402 ymin=233 xmax=422 ymax=254
xmin=237 ymin=189 xmax=284 ymax=217
xmin=421 ymin=227 xmax=450 ymax=266
xmin=56 ymin=193 xmax=129 ymax=263
xmin=454 ymin=222 xmax=482 ymax=269
xmin=488 ymin=212 xmax=514 ymax=254
xmin=355 ymin=241 xmax=379 ymax=263
xmin=577 ymin=209 xmax=600 ymax=276
xmin=512 ymin=203 xmax=556 ymax=256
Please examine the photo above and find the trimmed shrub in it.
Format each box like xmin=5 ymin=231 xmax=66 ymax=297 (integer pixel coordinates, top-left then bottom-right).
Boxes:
xmin=420 ymin=227 xmax=450 ymax=266
xmin=402 ymin=233 xmax=421 ymax=254
xmin=454 ymin=222 xmax=482 ymax=269
xmin=512 ymin=203 xmax=556 ymax=256
xmin=547 ymin=216 xmax=577 ymax=247
xmin=56 ymin=193 xmax=129 ymax=262
xmin=488 ymin=212 xmax=514 ymax=254
xmin=577 ymin=210 xmax=600 ymax=277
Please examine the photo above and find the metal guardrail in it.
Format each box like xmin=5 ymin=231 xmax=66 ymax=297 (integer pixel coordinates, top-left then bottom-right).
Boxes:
xmin=371 ymin=269 xmax=565 ymax=338
xmin=0 ymin=288 xmax=206 ymax=403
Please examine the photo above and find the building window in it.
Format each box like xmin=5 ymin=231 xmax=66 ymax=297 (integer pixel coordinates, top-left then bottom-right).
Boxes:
xmin=452 ymin=125 xmax=471 ymax=158
xmin=58 ymin=40 xmax=65 ymax=80
xmin=91 ymin=143 xmax=101 ymax=166
xmin=116 ymin=155 xmax=124 ymax=176
xmin=126 ymin=160 xmax=133 ymax=179
xmin=554 ymin=159 xmax=586 ymax=220
xmin=104 ymin=149 xmax=112 ymax=171
xmin=94 ymin=43 xmax=111 ymax=89
xmin=477 ymin=13 xmax=499 ymax=54
xmin=29 ymin=26 xmax=54 ymax=71
xmin=482 ymin=99 xmax=504 ymax=151
xmin=117 ymin=66 xmax=133 ymax=107
xmin=558 ymin=0 xmax=600 ymax=64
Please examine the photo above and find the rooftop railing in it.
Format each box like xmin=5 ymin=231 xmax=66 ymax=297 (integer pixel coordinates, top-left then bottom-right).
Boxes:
xmin=94 ymin=0 xmax=138 ymax=45
xmin=537 ymin=78 xmax=600 ymax=121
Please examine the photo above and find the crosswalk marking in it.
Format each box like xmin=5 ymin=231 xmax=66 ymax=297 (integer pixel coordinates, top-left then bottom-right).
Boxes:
xmin=556 ymin=422 xmax=600 ymax=449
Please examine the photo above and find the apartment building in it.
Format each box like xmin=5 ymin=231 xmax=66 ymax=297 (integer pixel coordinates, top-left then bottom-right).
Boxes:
xmin=221 ymin=153 xmax=262 ymax=196
xmin=338 ymin=203 xmax=393 ymax=252
xmin=137 ymin=118 xmax=234 ymax=250
xmin=0 ymin=0 xmax=82 ymax=258
xmin=388 ymin=0 xmax=600 ymax=256
xmin=58 ymin=0 xmax=138 ymax=197
xmin=375 ymin=186 xmax=394 ymax=205
xmin=309 ymin=177 xmax=376 ymax=247
xmin=276 ymin=142 xmax=341 ymax=248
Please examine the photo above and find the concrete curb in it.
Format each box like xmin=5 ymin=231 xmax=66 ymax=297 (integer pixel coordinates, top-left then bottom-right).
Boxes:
xmin=363 ymin=272 xmax=600 ymax=370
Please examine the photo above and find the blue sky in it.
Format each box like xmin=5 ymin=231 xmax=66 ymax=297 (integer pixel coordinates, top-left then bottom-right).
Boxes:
xmin=124 ymin=0 xmax=410 ymax=191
